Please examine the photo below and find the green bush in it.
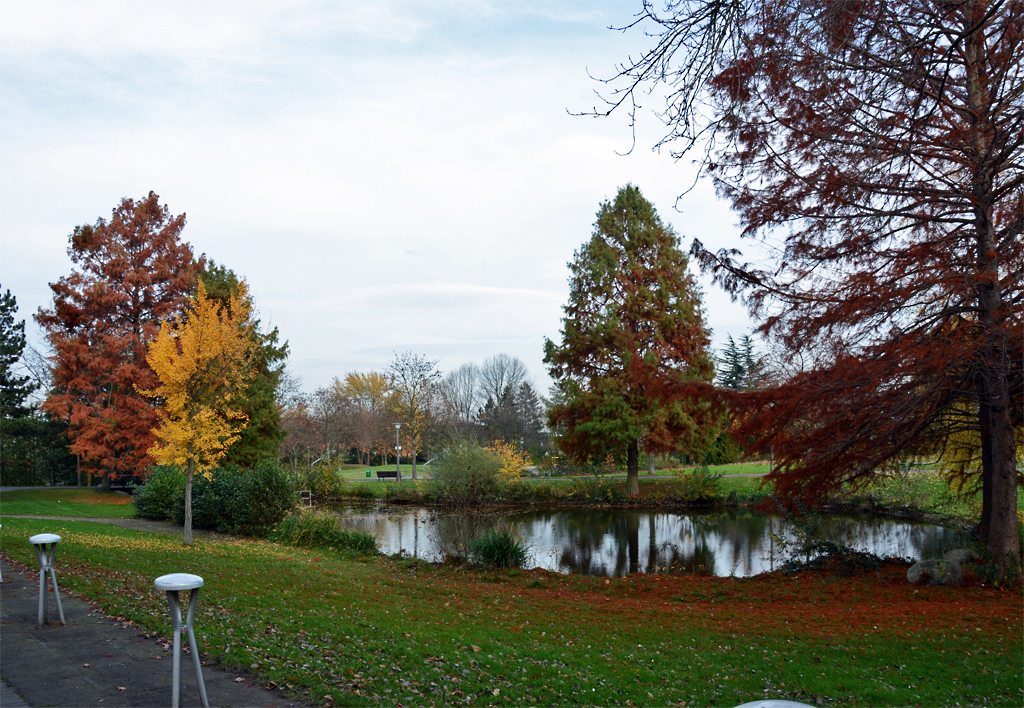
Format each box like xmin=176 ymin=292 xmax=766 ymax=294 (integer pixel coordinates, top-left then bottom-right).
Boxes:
xmin=429 ymin=441 xmax=504 ymax=504
xmin=132 ymin=466 xmax=185 ymax=520
xmin=166 ymin=461 xmax=295 ymax=536
xmin=290 ymin=464 xmax=346 ymax=498
xmin=344 ymin=482 xmax=378 ymax=499
xmin=470 ymin=529 xmax=529 ymax=568
xmin=701 ymin=432 xmax=741 ymax=466
xmin=567 ymin=478 xmax=625 ymax=503
xmin=673 ymin=466 xmax=722 ymax=502
xmin=272 ymin=508 xmax=379 ymax=554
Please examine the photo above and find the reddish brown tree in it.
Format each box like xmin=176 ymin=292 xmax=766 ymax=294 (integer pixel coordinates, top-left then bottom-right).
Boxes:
xmin=596 ymin=1 xmax=1022 ymax=566
xmin=544 ymin=185 xmax=717 ymax=496
xmin=36 ymin=193 xmax=201 ymax=488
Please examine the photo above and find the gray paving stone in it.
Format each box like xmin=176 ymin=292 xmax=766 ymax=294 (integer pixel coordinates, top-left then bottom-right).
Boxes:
xmin=1 ymin=562 xmax=305 ymax=708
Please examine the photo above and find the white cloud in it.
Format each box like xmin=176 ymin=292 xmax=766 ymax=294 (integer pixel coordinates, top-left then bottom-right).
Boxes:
xmin=0 ymin=0 xmax=756 ymax=393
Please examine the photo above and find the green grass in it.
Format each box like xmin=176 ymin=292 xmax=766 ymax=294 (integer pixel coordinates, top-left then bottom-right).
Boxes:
xmin=833 ymin=470 xmax=1024 ymax=519
xmin=327 ymin=464 xmax=428 ymax=481
xmin=0 ymin=516 xmax=1019 ymax=707
xmin=0 ymin=489 xmax=137 ymax=518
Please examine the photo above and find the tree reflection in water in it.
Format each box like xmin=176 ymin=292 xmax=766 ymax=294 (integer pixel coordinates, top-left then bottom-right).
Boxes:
xmin=328 ymin=505 xmax=968 ymax=577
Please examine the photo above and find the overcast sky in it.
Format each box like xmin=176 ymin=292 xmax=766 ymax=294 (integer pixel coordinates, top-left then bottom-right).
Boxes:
xmin=0 ymin=0 xmax=754 ymax=395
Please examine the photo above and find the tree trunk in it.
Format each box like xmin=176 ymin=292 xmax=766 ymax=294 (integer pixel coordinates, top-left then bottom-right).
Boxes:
xmin=648 ymin=452 xmax=656 ymax=475
xmin=412 ymin=445 xmax=417 ymax=481
xmin=100 ymin=468 xmax=111 ymax=491
xmin=978 ymin=370 xmax=1020 ymax=570
xmin=963 ymin=4 xmax=1020 ymax=572
xmin=184 ymin=444 xmax=195 ymax=546
xmin=625 ymin=438 xmax=639 ymax=497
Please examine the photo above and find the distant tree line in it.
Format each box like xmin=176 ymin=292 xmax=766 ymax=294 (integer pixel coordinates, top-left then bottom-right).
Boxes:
xmin=280 ymin=352 xmax=548 ymax=473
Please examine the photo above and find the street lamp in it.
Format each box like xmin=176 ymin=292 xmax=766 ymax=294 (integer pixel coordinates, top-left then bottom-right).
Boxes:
xmin=394 ymin=423 xmax=402 ymax=481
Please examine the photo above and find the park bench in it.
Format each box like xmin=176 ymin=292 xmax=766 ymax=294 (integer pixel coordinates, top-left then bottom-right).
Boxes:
xmin=376 ymin=470 xmax=399 ymax=481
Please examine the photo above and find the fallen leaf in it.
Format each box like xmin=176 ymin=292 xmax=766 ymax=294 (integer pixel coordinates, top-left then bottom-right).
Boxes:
xmin=82 ymin=664 xmax=91 ymax=668
xmin=118 ymin=687 xmax=126 ymax=691
xmin=492 ymin=689 xmax=500 ymax=696
xmin=234 ymin=678 xmax=245 ymax=683
xmin=471 ymin=645 xmax=481 ymax=653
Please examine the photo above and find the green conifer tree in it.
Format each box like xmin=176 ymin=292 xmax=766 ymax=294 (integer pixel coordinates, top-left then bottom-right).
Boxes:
xmin=544 ymin=185 xmax=717 ymax=496
xmin=0 ymin=286 xmax=38 ymax=418
xmin=199 ymin=262 xmax=289 ymax=467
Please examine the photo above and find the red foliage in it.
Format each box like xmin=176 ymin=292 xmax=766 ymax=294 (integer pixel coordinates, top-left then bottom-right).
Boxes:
xmin=36 ymin=193 xmax=200 ymax=483
xmin=545 ymin=185 xmax=718 ymax=494
xmin=598 ymin=1 xmax=1023 ymax=563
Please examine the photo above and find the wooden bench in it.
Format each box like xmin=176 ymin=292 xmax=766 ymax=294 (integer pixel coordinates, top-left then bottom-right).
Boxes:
xmin=376 ymin=470 xmax=399 ymax=481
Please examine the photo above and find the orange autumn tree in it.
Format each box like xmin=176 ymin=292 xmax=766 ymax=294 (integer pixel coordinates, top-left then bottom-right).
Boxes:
xmin=140 ymin=281 xmax=257 ymax=545
xmin=36 ymin=193 xmax=200 ymax=489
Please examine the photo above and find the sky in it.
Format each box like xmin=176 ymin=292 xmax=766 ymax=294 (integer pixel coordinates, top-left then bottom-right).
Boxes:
xmin=0 ymin=0 xmax=755 ymax=396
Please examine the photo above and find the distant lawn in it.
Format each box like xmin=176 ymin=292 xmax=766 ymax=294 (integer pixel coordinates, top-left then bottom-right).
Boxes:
xmin=327 ymin=459 xmax=773 ymax=482
xmin=335 ymin=463 xmax=428 ymax=481
xmin=0 ymin=489 xmax=137 ymax=518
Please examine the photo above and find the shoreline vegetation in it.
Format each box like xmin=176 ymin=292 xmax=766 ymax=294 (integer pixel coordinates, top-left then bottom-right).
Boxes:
xmin=5 ymin=463 xmax=1021 ymax=535
xmin=1 ymin=473 xmax=1022 ymax=707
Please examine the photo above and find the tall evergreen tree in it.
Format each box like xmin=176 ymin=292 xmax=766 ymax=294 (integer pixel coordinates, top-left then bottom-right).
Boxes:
xmin=544 ymin=184 xmax=717 ymax=496
xmin=0 ymin=286 xmax=37 ymax=418
xmin=717 ymin=334 xmax=762 ymax=392
xmin=199 ymin=262 xmax=288 ymax=467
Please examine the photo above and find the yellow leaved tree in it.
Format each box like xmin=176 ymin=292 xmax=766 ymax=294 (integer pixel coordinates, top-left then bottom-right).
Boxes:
xmin=140 ymin=281 xmax=257 ymax=545
xmin=937 ymin=399 xmax=1024 ymax=495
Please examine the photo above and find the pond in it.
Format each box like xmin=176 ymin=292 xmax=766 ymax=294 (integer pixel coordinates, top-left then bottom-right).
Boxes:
xmin=328 ymin=505 xmax=968 ymax=578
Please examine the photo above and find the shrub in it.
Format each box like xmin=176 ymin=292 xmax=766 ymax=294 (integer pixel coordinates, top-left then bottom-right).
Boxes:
xmin=673 ymin=466 xmax=722 ymax=502
xmin=224 ymin=460 xmax=295 ymax=535
xmin=701 ymin=432 xmax=741 ymax=466
xmin=471 ymin=529 xmax=530 ymax=568
xmin=344 ymin=482 xmax=379 ymax=499
xmin=485 ymin=441 xmax=531 ymax=481
xmin=567 ymin=478 xmax=624 ymax=503
xmin=170 ymin=461 xmax=294 ymax=536
xmin=132 ymin=466 xmax=185 ymax=520
xmin=429 ymin=441 xmax=504 ymax=504
xmin=290 ymin=464 xmax=346 ymax=498
xmin=272 ymin=508 xmax=379 ymax=554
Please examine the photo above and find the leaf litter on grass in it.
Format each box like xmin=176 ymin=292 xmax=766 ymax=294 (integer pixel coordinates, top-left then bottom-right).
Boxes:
xmin=0 ymin=516 xmax=1019 ymax=707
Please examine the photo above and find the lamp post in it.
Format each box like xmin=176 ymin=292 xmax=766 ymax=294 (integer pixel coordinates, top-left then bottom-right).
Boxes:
xmin=394 ymin=423 xmax=402 ymax=481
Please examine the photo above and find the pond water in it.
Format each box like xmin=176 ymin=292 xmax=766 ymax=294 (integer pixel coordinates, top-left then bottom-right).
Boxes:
xmin=329 ymin=505 xmax=968 ymax=578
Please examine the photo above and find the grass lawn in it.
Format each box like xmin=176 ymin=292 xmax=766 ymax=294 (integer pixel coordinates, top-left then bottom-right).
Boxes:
xmin=0 ymin=489 xmax=136 ymax=518
xmin=335 ymin=464 xmax=426 ymax=481
xmin=0 ymin=516 xmax=1019 ymax=707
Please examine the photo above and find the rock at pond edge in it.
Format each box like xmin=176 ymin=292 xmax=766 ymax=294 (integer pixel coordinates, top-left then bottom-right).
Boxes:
xmin=907 ymin=558 xmax=962 ymax=586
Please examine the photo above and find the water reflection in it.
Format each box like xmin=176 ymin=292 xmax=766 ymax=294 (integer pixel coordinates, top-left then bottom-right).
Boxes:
xmin=330 ymin=505 xmax=968 ymax=578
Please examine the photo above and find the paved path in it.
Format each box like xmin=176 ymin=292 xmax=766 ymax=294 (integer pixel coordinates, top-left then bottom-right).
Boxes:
xmin=0 ymin=562 xmax=305 ymax=708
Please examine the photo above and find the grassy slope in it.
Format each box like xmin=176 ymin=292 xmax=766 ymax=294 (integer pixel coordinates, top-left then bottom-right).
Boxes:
xmin=0 ymin=489 xmax=136 ymax=518
xmin=0 ymin=516 xmax=1019 ymax=707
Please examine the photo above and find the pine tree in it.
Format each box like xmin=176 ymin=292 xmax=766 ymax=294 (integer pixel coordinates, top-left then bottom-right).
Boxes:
xmin=0 ymin=286 xmax=37 ymax=418
xmin=544 ymin=184 xmax=717 ymax=496
xmin=199 ymin=262 xmax=288 ymax=467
